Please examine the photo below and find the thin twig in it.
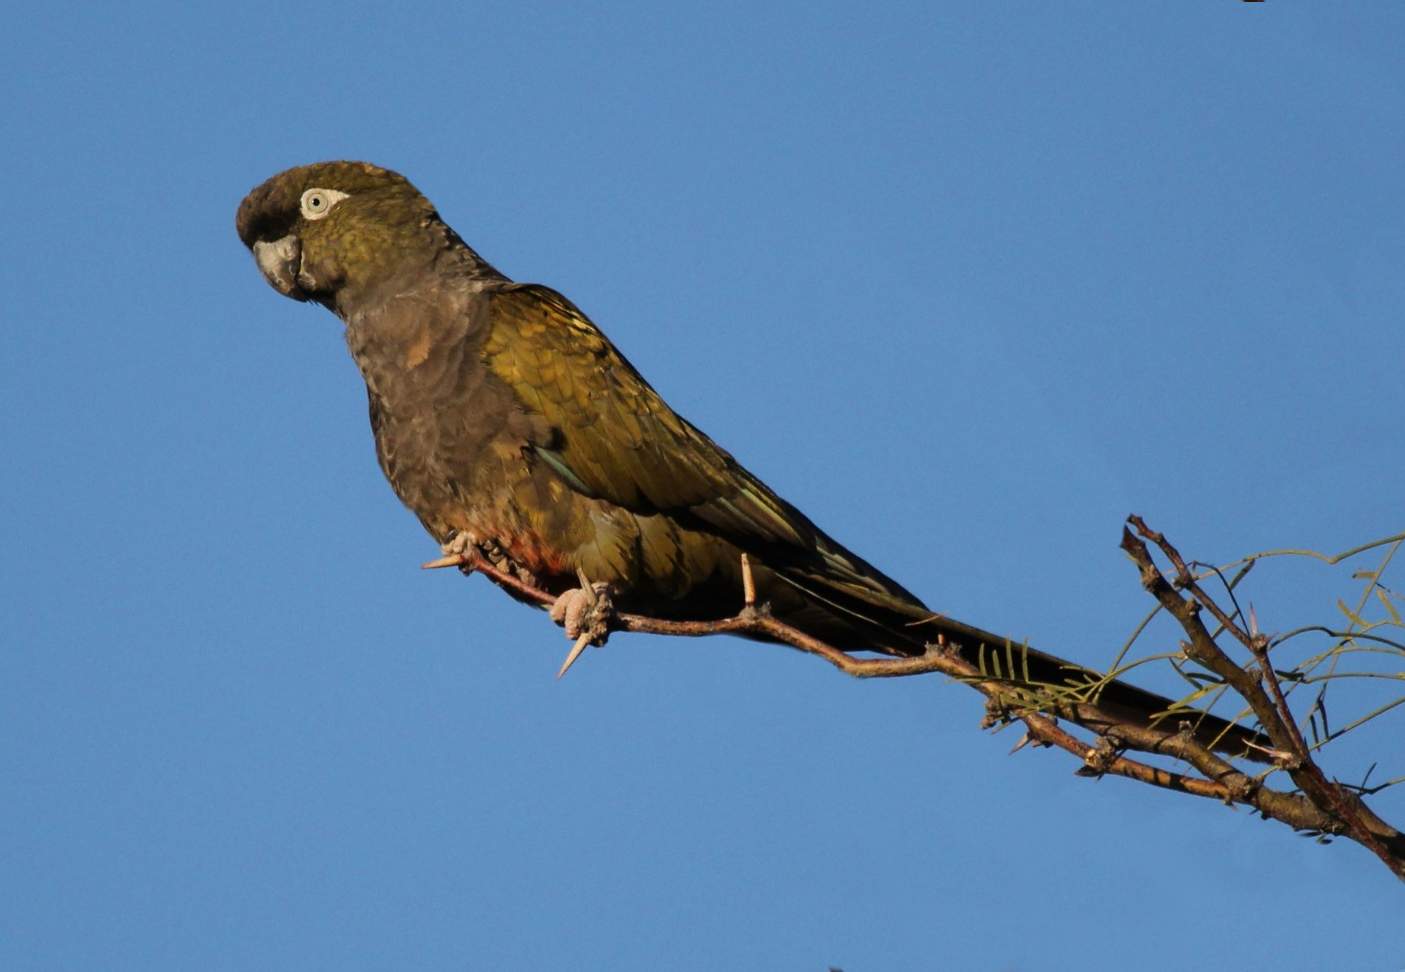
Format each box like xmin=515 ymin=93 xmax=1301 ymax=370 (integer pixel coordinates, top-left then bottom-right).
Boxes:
xmin=1123 ymin=516 xmax=1405 ymax=879
xmin=424 ymin=539 xmax=1404 ymax=874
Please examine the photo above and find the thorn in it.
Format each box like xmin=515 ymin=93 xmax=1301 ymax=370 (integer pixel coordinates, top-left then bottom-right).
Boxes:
xmin=557 ymin=632 xmax=592 ymax=679
xmin=740 ymin=553 xmax=756 ymax=607
xmin=576 ymin=567 xmax=596 ymax=606
xmin=422 ymin=554 xmax=467 ymax=570
xmin=1244 ymin=738 xmax=1292 ymax=763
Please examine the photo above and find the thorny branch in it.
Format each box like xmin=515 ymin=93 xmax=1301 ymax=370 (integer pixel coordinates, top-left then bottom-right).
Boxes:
xmin=426 ymin=517 xmax=1405 ymax=879
xmin=1120 ymin=517 xmax=1405 ymax=879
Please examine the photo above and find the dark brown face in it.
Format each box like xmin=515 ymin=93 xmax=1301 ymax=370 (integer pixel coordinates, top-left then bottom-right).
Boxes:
xmin=235 ymin=161 xmax=433 ymax=306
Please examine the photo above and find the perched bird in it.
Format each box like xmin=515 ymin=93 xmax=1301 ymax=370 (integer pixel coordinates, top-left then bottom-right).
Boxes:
xmin=236 ymin=161 xmax=1264 ymax=757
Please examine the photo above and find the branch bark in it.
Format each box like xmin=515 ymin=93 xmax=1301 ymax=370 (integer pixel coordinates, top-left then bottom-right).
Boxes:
xmin=1121 ymin=516 xmax=1405 ymax=878
xmin=428 ymin=517 xmax=1405 ymax=879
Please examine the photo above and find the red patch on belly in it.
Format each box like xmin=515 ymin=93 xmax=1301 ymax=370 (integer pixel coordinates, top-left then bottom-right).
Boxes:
xmin=494 ymin=530 xmax=574 ymax=580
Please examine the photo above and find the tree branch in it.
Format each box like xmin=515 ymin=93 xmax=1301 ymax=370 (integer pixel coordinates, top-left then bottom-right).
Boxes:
xmin=1122 ymin=516 xmax=1405 ymax=878
xmin=427 ymin=518 xmax=1405 ymax=879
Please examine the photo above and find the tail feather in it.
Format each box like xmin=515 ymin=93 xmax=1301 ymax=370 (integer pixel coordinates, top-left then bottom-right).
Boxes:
xmin=932 ymin=615 xmax=1271 ymax=762
xmin=769 ymin=561 xmax=1271 ymax=763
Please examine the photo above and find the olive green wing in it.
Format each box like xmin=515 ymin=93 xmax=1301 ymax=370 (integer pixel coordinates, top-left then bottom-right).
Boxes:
xmin=480 ymin=283 xmax=929 ymax=619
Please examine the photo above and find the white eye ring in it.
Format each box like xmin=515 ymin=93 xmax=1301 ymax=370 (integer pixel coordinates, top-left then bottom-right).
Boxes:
xmin=300 ymin=188 xmax=349 ymax=220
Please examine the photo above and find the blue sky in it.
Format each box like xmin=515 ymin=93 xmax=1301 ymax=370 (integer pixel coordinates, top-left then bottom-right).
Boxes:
xmin=4 ymin=2 xmax=1403 ymax=968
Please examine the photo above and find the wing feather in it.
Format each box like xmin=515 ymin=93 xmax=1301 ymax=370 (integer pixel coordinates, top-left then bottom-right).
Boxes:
xmin=480 ymin=283 xmax=929 ymax=624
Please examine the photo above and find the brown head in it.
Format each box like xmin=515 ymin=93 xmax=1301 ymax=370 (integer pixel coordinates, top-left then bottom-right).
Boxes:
xmin=235 ymin=161 xmax=450 ymax=310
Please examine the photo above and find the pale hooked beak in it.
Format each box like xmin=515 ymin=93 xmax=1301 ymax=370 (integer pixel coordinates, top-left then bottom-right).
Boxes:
xmin=252 ymin=234 xmax=308 ymax=301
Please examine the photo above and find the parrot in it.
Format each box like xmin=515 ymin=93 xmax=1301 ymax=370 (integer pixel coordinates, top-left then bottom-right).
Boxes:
xmin=236 ymin=160 xmax=1265 ymax=759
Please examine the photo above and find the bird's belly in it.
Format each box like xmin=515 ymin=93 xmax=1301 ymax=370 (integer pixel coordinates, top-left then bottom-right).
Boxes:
xmin=378 ymin=408 xmax=744 ymax=611
xmin=438 ymin=461 xmax=595 ymax=593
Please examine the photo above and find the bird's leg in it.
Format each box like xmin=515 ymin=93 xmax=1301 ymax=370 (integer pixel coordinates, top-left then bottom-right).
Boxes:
xmin=550 ymin=568 xmax=615 ymax=678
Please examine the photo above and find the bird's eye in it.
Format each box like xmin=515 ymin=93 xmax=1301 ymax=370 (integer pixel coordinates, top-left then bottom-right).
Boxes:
xmin=300 ymin=187 xmax=349 ymax=221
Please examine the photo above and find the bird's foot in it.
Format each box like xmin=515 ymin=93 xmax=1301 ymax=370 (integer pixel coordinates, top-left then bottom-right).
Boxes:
xmin=549 ymin=572 xmax=615 ymax=679
xmin=549 ymin=583 xmax=614 ymax=642
xmin=421 ymin=531 xmax=480 ymax=570
xmin=442 ymin=531 xmax=478 ymax=557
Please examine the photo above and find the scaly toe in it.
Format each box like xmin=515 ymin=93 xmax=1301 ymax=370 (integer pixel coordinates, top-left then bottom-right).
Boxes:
xmin=549 ymin=584 xmax=614 ymax=644
xmin=441 ymin=531 xmax=478 ymax=558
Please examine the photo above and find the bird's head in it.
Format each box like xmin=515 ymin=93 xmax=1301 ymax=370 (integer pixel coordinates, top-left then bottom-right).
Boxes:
xmin=235 ymin=161 xmax=441 ymax=309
